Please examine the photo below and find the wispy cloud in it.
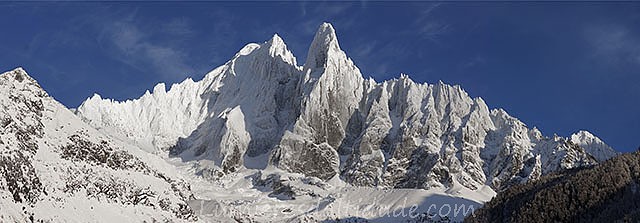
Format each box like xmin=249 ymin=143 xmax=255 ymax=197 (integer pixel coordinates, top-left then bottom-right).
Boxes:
xmin=353 ymin=40 xmax=377 ymax=58
xmin=585 ymin=24 xmax=640 ymax=66
xmin=462 ymin=55 xmax=486 ymax=69
xmin=162 ymin=17 xmax=195 ymax=37
xmin=95 ymin=11 xmax=196 ymax=80
xmin=418 ymin=22 xmax=451 ymax=42
xmin=196 ymin=8 xmax=240 ymax=66
xmin=411 ymin=3 xmax=451 ymax=43
xmin=299 ymin=1 xmax=307 ymax=16
xmin=299 ymin=2 xmax=359 ymax=35
xmin=27 ymin=5 xmax=199 ymax=81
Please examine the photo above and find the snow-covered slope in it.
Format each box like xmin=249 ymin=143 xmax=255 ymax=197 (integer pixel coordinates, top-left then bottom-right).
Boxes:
xmin=76 ymin=22 xmax=615 ymax=196
xmin=0 ymin=68 xmax=197 ymax=222
xmin=570 ymin=130 xmax=618 ymax=162
xmin=181 ymin=167 xmax=495 ymax=222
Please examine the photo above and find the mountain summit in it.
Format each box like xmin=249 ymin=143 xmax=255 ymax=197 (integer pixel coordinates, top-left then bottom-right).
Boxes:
xmin=305 ymin=22 xmax=340 ymax=70
xmin=75 ymin=23 xmax=616 ymax=194
xmin=570 ymin=130 xmax=618 ymax=162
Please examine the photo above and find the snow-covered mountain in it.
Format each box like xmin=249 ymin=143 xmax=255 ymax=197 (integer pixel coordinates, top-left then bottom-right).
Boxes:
xmin=570 ymin=130 xmax=618 ymax=162
xmin=0 ymin=68 xmax=197 ymax=222
xmin=76 ymin=23 xmax=616 ymax=193
xmin=1 ymin=67 xmax=491 ymax=223
xmin=2 ymin=22 xmax=620 ymax=222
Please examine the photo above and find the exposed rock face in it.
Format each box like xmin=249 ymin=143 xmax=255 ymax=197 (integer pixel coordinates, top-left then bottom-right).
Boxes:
xmin=76 ymin=23 xmax=612 ymax=192
xmin=271 ymin=23 xmax=367 ymax=181
xmin=0 ymin=68 xmax=196 ymax=222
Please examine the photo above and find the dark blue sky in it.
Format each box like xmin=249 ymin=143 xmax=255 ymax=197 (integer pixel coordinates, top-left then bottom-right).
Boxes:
xmin=1 ymin=2 xmax=638 ymax=152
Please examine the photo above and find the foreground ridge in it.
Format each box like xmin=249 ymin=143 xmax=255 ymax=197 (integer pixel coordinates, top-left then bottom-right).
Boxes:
xmin=0 ymin=68 xmax=197 ymax=222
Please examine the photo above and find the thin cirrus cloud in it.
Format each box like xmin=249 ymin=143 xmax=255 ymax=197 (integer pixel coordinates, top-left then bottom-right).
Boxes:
xmin=104 ymin=21 xmax=194 ymax=80
xmin=412 ymin=3 xmax=451 ymax=43
xmin=162 ymin=17 xmax=195 ymax=37
xmin=94 ymin=11 xmax=196 ymax=81
xmin=299 ymin=2 xmax=359 ymax=35
xmin=585 ymin=24 xmax=640 ymax=66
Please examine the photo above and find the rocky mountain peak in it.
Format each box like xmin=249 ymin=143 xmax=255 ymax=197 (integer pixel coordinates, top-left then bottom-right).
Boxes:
xmin=572 ymin=130 xmax=596 ymax=141
xmin=571 ymin=130 xmax=618 ymax=162
xmin=305 ymin=22 xmax=341 ymax=70
xmin=1 ymin=70 xmax=50 ymax=122
xmin=1 ymin=67 xmax=31 ymax=82
xmin=265 ymin=33 xmax=297 ymax=66
xmin=0 ymin=67 xmax=46 ymax=95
